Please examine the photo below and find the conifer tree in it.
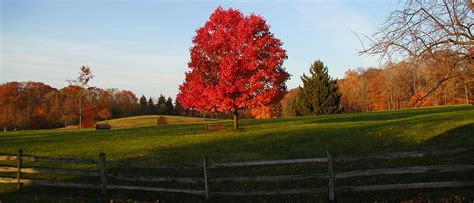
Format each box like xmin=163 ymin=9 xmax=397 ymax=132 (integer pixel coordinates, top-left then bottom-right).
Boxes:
xmin=296 ymin=60 xmax=341 ymax=115
xmin=139 ymin=95 xmax=148 ymax=115
xmin=174 ymin=99 xmax=185 ymax=116
xmin=165 ymin=97 xmax=175 ymax=115
xmin=147 ymin=97 xmax=155 ymax=114
xmin=156 ymin=95 xmax=166 ymax=115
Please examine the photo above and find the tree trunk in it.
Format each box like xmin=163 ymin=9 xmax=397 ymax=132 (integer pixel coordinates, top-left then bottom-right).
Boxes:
xmin=233 ymin=109 xmax=239 ymax=130
xmin=26 ymin=105 xmax=30 ymax=126
xmin=78 ymin=97 xmax=82 ymax=130
xmin=465 ymin=83 xmax=470 ymax=104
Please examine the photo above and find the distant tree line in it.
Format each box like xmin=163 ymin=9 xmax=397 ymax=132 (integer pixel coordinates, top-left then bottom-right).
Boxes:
xmin=337 ymin=53 xmax=473 ymax=113
xmin=0 ymin=65 xmax=193 ymax=130
xmin=138 ymin=94 xmax=176 ymax=116
xmin=0 ymin=81 xmax=192 ymax=130
xmin=350 ymin=0 xmax=473 ymax=112
xmin=277 ymin=54 xmax=472 ymax=116
xmin=0 ymin=82 xmax=140 ymax=130
xmin=2 ymin=55 xmax=470 ymax=131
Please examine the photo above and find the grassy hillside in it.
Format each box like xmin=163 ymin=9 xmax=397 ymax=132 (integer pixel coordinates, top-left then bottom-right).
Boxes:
xmin=97 ymin=115 xmax=219 ymax=129
xmin=2 ymin=105 xmax=472 ymax=162
xmin=1 ymin=105 xmax=473 ymax=201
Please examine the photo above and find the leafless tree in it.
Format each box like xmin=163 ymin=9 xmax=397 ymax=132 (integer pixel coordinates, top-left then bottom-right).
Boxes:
xmin=66 ymin=66 xmax=94 ymax=129
xmin=360 ymin=0 xmax=473 ymax=103
xmin=361 ymin=0 xmax=473 ymax=60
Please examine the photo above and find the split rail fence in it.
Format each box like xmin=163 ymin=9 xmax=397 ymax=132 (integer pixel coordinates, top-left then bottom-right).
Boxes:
xmin=1 ymin=148 xmax=474 ymax=200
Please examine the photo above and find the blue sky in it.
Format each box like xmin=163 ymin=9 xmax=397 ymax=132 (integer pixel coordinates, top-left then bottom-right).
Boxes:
xmin=1 ymin=0 xmax=398 ymax=99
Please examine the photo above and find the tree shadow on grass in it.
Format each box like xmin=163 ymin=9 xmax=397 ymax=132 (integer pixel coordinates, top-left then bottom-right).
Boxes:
xmin=242 ymin=105 xmax=473 ymax=127
xmin=423 ymin=123 xmax=474 ymax=148
xmin=138 ymin=122 xmax=411 ymax=164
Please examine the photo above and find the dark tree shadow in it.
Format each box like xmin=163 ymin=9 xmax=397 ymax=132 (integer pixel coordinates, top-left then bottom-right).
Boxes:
xmin=423 ymin=123 xmax=474 ymax=148
xmin=241 ymin=105 xmax=472 ymax=127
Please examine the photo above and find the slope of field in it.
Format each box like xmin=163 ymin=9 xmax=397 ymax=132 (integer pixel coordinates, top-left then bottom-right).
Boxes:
xmin=97 ymin=115 xmax=220 ymax=129
xmin=1 ymin=105 xmax=473 ymax=201
xmin=1 ymin=105 xmax=472 ymax=162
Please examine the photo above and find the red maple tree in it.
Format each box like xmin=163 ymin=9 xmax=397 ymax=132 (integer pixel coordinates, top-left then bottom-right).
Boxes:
xmin=177 ymin=7 xmax=289 ymax=129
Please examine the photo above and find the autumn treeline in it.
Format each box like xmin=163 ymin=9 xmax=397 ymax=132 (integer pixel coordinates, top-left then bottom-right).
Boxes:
xmin=1 ymin=54 xmax=471 ymax=129
xmin=337 ymin=53 xmax=473 ymax=113
xmin=193 ymin=54 xmax=473 ymax=119
xmin=0 ymin=82 xmax=181 ymax=130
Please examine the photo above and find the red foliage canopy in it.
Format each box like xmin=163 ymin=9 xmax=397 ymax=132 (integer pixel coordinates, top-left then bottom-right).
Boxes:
xmin=177 ymin=7 xmax=289 ymax=112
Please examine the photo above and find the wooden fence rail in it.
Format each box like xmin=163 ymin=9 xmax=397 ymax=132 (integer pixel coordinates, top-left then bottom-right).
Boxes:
xmin=334 ymin=147 xmax=473 ymax=162
xmin=211 ymin=187 xmax=328 ymax=197
xmin=334 ymin=164 xmax=474 ymax=178
xmin=1 ymin=148 xmax=473 ymax=200
xmin=114 ymin=162 xmax=200 ymax=170
xmin=211 ymin=173 xmax=327 ymax=183
xmin=208 ymin=157 xmax=328 ymax=168
xmin=335 ymin=181 xmax=474 ymax=192
xmin=0 ymin=166 xmax=99 ymax=177
xmin=0 ymin=155 xmax=97 ymax=164
xmin=107 ymin=173 xmax=203 ymax=184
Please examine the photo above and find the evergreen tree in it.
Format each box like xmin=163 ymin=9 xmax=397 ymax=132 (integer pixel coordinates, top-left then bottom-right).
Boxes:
xmin=165 ymin=97 xmax=175 ymax=115
xmin=174 ymin=99 xmax=185 ymax=116
xmin=156 ymin=95 xmax=166 ymax=115
xmin=139 ymin=95 xmax=148 ymax=115
xmin=296 ymin=60 xmax=341 ymax=115
xmin=147 ymin=97 xmax=155 ymax=114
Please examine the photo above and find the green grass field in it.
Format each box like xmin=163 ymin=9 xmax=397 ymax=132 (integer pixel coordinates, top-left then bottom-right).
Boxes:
xmin=97 ymin=115 xmax=219 ymax=129
xmin=1 ymin=105 xmax=473 ymax=201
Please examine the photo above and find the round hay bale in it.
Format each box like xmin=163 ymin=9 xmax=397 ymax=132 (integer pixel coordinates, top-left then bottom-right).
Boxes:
xmin=157 ymin=116 xmax=168 ymax=125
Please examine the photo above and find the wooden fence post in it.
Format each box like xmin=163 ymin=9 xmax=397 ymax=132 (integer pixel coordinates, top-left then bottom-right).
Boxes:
xmin=99 ymin=153 xmax=107 ymax=201
xmin=202 ymin=157 xmax=210 ymax=200
xmin=327 ymin=150 xmax=335 ymax=201
xmin=17 ymin=149 xmax=23 ymax=189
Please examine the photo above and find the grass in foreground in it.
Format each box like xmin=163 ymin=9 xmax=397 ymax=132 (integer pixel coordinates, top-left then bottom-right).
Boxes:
xmin=0 ymin=105 xmax=473 ymax=201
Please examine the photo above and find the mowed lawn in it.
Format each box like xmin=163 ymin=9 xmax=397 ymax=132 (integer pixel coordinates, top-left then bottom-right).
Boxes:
xmin=0 ymin=105 xmax=473 ymax=201
xmin=1 ymin=105 xmax=472 ymax=163
xmin=96 ymin=115 xmax=220 ymax=129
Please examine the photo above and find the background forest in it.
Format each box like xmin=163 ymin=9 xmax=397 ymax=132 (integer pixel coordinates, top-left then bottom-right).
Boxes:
xmin=1 ymin=51 xmax=472 ymax=130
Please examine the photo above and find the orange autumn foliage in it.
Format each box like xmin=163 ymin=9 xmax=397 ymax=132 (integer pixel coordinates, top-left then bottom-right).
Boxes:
xmin=1 ymin=81 xmax=139 ymax=129
xmin=97 ymin=108 xmax=111 ymax=121
xmin=81 ymin=105 xmax=96 ymax=128
xmin=368 ymin=73 xmax=387 ymax=111
xmin=251 ymin=105 xmax=276 ymax=119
